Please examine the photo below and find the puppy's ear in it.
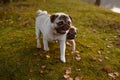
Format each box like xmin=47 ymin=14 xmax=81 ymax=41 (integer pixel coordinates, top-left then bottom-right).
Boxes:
xmin=69 ymin=16 xmax=72 ymax=21
xmin=50 ymin=15 xmax=58 ymax=23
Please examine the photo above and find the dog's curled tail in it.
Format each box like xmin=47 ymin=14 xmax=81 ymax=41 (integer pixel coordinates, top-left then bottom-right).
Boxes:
xmin=37 ymin=10 xmax=47 ymax=16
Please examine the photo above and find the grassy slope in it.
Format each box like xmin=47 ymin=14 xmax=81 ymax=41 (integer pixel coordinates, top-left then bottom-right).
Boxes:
xmin=0 ymin=0 xmax=120 ymax=80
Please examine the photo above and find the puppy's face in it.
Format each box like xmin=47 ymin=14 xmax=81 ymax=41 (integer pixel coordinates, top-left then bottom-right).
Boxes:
xmin=50 ymin=13 xmax=72 ymax=34
xmin=67 ymin=26 xmax=77 ymax=40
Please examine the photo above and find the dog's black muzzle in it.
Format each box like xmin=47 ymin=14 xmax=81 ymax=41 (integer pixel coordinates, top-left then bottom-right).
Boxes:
xmin=55 ymin=24 xmax=71 ymax=34
xmin=67 ymin=33 xmax=76 ymax=40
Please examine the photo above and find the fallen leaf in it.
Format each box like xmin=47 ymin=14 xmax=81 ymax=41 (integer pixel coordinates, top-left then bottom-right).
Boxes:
xmin=114 ymin=72 xmax=120 ymax=77
xmin=29 ymin=78 xmax=32 ymax=80
xmin=39 ymin=70 xmax=44 ymax=74
xmin=75 ymin=51 xmax=80 ymax=54
xmin=29 ymin=69 xmax=34 ymax=73
xmin=97 ymin=50 xmax=102 ymax=55
xmin=33 ymin=53 xmax=38 ymax=56
xmin=92 ymin=29 xmax=97 ymax=33
xmin=91 ymin=57 xmax=97 ymax=61
xmin=37 ymin=63 xmax=39 ymax=66
xmin=64 ymin=74 xmax=70 ymax=79
xmin=102 ymin=67 xmax=113 ymax=73
xmin=98 ymin=58 xmax=103 ymax=62
xmin=41 ymin=65 xmax=46 ymax=69
xmin=75 ymin=76 xmax=82 ymax=80
xmin=75 ymin=54 xmax=81 ymax=61
xmin=104 ymin=56 xmax=109 ymax=60
xmin=108 ymin=72 xmax=120 ymax=79
xmin=76 ymin=68 xmax=81 ymax=72
xmin=108 ymin=73 xmax=116 ymax=79
xmin=106 ymin=45 xmax=111 ymax=48
xmin=46 ymin=55 xmax=50 ymax=59
xmin=67 ymin=77 xmax=73 ymax=80
xmin=65 ymin=67 xmax=71 ymax=74
xmin=107 ymin=51 xmax=111 ymax=54
xmin=113 ymin=41 xmax=120 ymax=46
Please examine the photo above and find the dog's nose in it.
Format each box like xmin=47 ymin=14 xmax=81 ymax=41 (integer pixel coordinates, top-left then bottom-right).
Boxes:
xmin=62 ymin=24 xmax=70 ymax=30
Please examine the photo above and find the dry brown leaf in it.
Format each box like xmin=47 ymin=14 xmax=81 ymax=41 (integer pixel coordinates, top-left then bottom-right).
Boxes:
xmin=107 ymin=51 xmax=111 ymax=54
xmin=104 ymin=56 xmax=109 ymax=60
xmin=113 ymin=41 xmax=120 ymax=46
xmin=67 ymin=77 xmax=73 ymax=80
xmin=41 ymin=65 xmax=46 ymax=69
xmin=75 ymin=76 xmax=82 ymax=80
xmin=98 ymin=58 xmax=103 ymax=62
xmin=106 ymin=45 xmax=111 ymax=48
xmin=91 ymin=57 xmax=97 ymax=61
xmin=114 ymin=72 xmax=120 ymax=77
xmin=97 ymin=50 xmax=102 ymax=54
xmin=65 ymin=67 xmax=71 ymax=74
xmin=39 ymin=70 xmax=44 ymax=74
xmin=46 ymin=55 xmax=50 ymax=59
xmin=108 ymin=73 xmax=116 ymax=79
xmin=75 ymin=54 xmax=81 ymax=61
xmin=28 ymin=78 xmax=32 ymax=80
xmin=108 ymin=72 xmax=120 ymax=79
xmin=75 ymin=51 xmax=80 ymax=54
xmin=64 ymin=74 xmax=70 ymax=79
xmin=92 ymin=29 xmax=97 ymax=33
xmin=29 ymin=69 xmax=34 ymax=73
xmin=33 ymin=53 xmax=38 ymax=56
xmin=76 ymin=68 xmax=81 ymax=72
xmin=102 ymin=67 xmax=113 ymax=73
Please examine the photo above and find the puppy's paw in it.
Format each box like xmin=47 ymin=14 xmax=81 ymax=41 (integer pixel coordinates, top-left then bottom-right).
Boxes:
xmin=37 ymin=44 xmax=41 ymax=49
xmin=60 ymin=57 xmax=66 ymax=63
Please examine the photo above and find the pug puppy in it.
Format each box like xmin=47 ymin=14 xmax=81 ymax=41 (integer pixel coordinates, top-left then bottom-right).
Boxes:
xmin=35 ymin=10 xmax=72 ymax=63
xmin=67 ymin=26 xmax=77 ymax=53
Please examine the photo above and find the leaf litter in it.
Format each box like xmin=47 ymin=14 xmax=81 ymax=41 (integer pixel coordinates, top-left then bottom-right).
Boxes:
xmin=75 ymin=54 xmax=81 ymax=61
xmin=108 ymin=72 xmax=120 ymax=80
xmin=63 ymin=67 xmax=82 ymax=80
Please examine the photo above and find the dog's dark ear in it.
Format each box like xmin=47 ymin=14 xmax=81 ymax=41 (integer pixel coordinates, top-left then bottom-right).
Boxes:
xmin=50 ymin=15 xmax=58 ymax=23
xmin=69 ymin=16 xmax=72 ymax=21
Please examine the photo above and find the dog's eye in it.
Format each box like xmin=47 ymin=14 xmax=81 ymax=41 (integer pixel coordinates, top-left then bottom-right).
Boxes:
xmin=58 ymin=21 xmax=63 ymax=25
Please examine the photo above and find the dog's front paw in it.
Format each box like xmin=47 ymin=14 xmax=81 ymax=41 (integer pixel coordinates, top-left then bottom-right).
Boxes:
xmin=37 ymin=44 xmax=41 ymax=49
xmin=44 ymin=48 xmax=49 ymax=51
xmin=60 ymin=57 xmax=66 ymax=63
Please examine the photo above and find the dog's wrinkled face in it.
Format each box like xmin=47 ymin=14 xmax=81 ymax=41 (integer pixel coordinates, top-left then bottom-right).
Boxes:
xmin=67 ymin=27 xmax=77 ymax=40
xmin=50 ymin=13 xmax=72 ymax=34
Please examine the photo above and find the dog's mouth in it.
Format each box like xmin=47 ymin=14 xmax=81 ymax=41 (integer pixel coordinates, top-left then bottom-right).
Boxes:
xmin=55 ymin=26 xmax=70 ymax=34
xmin=60 ymin=30 xmax=66 ymax=34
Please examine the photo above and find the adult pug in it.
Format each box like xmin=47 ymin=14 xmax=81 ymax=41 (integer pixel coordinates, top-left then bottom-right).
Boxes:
xmin=35 ymin=10 xmax=72 ymax=63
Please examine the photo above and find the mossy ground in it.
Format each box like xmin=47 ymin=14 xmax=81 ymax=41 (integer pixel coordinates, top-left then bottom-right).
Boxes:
xmin=0 ymin=0 xmax=120 ymax=80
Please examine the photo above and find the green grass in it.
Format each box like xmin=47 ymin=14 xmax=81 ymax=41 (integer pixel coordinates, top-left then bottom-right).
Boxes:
xmin=0 ymin=0 xmax=120 ymax=80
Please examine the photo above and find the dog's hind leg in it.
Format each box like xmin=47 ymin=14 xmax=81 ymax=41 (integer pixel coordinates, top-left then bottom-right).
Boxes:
xmin=36 ymin=28 xmax=41 ymax=48
xmin=43 ymin=38 xmax=49 ymax=51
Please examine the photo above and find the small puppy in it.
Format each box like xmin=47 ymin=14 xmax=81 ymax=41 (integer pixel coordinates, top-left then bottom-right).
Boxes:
xmin=67 ymin=26 xmax=77 ymax=52
xmin=35 ymin=10 xmax=72 ymax=63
